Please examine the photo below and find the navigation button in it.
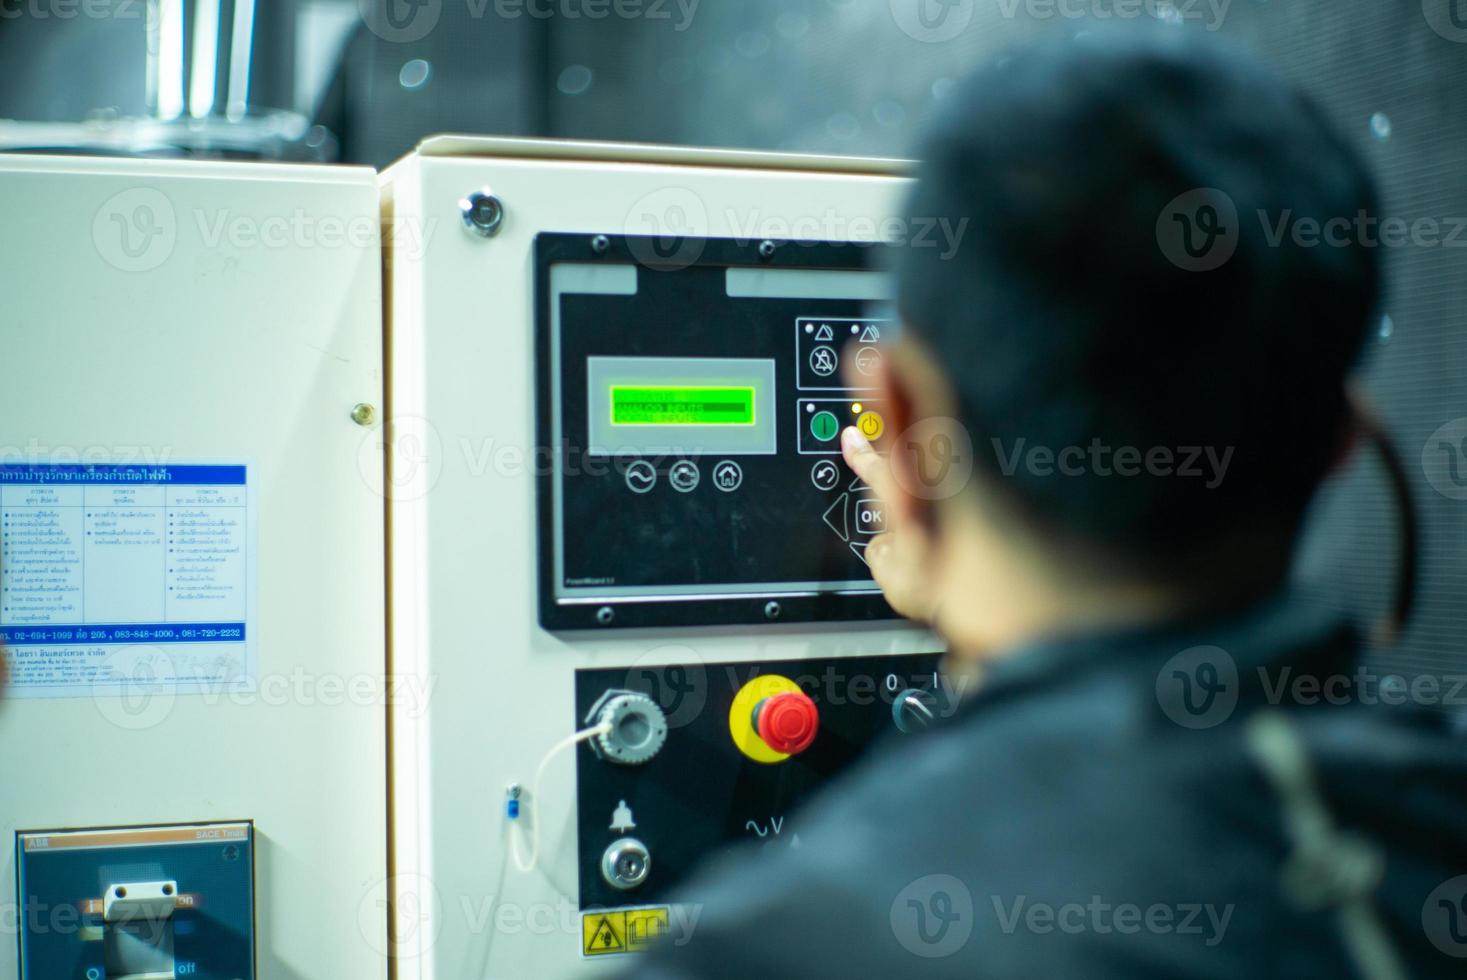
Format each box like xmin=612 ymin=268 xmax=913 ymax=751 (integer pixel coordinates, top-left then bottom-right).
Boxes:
xmin=823 ymin=493 xmax=850 ymax=541
xmin=810 ymin=459 xmax=840 ymax=492
xmin=712 ymin=460 xmax=743 ymax=492
xmin=669 ymin=460 xmax=700 ymax=493
xmin=624 ymin=461 xmax=656 ymax=494
xmin=810 ymin=411 xmax=839 ymax=442
xmin=809 ymin=346 xmax=838 ymax=377
xmin=850 ymin=541 xmax=871 ymax=566
xmin=855 ymin=498 xmax=886 ymax=535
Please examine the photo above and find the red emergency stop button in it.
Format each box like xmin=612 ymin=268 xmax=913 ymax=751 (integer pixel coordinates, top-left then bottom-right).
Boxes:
xmin=753 ymin=691 xmax=819 ymax=755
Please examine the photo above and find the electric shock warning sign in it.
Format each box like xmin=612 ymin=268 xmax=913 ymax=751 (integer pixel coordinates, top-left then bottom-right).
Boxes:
xmin=0 ymin=463 xmax=256 ymax=699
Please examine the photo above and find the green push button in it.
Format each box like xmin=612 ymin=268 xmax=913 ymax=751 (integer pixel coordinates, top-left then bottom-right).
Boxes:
xmin=810 ymin=411 xmax=840 ymax=442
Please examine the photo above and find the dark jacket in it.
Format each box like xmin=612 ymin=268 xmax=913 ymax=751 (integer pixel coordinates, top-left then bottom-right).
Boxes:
xmin=636 ymin=594 xmax=1467 ymax=978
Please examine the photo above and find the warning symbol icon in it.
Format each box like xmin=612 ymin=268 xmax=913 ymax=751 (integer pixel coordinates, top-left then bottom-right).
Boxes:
xmin=814 ymin=323 xmax=835 ymax=342
xmin=859 ymin=324 xmax=881 ymax=344
xmin=585 ymin=915 xmax=625 ymax=955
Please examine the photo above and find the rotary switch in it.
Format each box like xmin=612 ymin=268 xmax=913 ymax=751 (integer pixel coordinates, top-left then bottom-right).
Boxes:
xmin=586 ymin=691 xmax=668 ymax=765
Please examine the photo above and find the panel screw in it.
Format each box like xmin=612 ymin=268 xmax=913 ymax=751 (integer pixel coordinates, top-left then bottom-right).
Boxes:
xmin=591 ymin=234 xmax=611 ymax=254
xmin=596 ymin=606 xmax=615 ymax=626
xmin=351 ymin=403 xmax=377 ymax=427
xmin=764 ymin=601 xmax=781 ymax=620
xmin=758 ymin=239 xmax=777 ymax=260
xmin=459 ymin=189 xmax=505 ymax=237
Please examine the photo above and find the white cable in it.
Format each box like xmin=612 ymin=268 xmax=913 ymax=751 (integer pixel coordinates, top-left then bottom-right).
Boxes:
xmin=509 ymin=723 xmax=612 ymax=874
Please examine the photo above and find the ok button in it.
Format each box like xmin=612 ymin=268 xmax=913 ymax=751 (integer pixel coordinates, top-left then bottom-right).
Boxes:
xmin=855 ymin=498 xmax=886 ymax=535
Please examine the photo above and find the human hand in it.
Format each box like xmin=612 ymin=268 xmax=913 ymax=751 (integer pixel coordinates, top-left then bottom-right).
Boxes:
xmin=841 ymin=425 xmax=939 ymax=625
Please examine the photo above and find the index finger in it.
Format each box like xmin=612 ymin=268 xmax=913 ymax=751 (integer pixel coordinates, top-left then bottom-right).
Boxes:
xmin=841 ymin=426 xmax=899 ymax=509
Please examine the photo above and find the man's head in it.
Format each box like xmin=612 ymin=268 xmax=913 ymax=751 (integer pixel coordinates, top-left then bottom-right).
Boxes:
xmin=864 ymin=30 xmax=1380 ymax=643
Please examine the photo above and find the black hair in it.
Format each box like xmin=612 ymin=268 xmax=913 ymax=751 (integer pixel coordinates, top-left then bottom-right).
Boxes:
xmin=897 ymin=28 xmax=1381 ymax=579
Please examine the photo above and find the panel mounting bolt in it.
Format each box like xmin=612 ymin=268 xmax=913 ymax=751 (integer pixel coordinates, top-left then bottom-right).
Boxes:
xmin=764 ymin=601 xmax=782 ymax=620
xmin=351 ymin=403 xmax=377 ymax=427
xmin=591 ymin=234 xmax=611 ymax=254
xmin=596 ymin=606 xmax=615 ymax=626
xmin=758 ymin=240 xmax=777 ymax=261
xmin=459 ymin=189 xmax=505 ymax=237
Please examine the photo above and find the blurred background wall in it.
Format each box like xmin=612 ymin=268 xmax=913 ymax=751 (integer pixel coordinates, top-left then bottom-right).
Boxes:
xmin=2 ymin=0 xmax=1464 ymax=694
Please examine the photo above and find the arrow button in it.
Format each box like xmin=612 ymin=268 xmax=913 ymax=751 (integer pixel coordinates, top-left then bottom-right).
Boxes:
xmin=823 ymin=492 xmax=849 ymax=541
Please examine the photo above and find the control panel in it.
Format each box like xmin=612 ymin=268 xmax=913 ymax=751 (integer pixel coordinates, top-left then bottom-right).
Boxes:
xmin=536 ymin=234 xmax=898 ymax=629
xmin=572 ymin=653 xmax=944 ymax=909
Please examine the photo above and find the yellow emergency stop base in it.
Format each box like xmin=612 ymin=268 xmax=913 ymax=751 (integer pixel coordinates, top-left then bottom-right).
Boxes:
xmin=729 ymin=674 xmax=802 ymax=764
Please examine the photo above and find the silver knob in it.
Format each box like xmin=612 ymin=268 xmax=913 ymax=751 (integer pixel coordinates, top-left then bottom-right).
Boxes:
xmin=893 ymin=687 xmax=941 ymax=734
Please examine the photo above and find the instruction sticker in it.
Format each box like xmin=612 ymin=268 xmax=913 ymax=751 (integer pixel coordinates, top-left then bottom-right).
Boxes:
xmin=0 ymin=463 xmax=256 ymax=699
xmin=582 ymin=907 xmax=670 ymax=957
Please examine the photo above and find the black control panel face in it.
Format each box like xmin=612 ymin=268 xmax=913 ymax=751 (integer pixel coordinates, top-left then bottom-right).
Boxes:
xmin=573 ymin=652 xmax=944 ymax=910
xmin=535 ymin=234 xmax=899 ymax=629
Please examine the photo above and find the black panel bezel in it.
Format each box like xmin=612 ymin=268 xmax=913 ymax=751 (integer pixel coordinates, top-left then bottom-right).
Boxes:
xmin=534 ymin=232 xmax=900 ymax=631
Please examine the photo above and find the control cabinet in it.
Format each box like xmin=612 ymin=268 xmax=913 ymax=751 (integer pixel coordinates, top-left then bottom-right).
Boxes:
xmin=0 ymin=155 xmax=388 ymax=979
xmin=382 ymin=137 xmax=941 ymax=978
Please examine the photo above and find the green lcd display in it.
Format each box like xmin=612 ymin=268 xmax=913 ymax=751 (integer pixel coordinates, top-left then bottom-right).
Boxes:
xmin=610 ymin=385 xmax=757 ymax=426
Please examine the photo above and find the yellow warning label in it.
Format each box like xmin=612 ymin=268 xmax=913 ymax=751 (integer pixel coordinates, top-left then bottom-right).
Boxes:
xmin=625 ymin=907 xmax=670 ymax=950
xmin=582 ymin=907 xmax=671 ymax=957
xmin=583 ymin=912 xmax=626 ymax=955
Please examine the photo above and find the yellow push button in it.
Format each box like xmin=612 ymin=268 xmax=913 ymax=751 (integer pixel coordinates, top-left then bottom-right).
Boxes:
xmin=856 ymin=411 xmax=885 ymax=441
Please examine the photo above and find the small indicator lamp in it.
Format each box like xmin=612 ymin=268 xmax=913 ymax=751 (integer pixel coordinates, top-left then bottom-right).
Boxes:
xmin=851 ymin=402 xmax=863 ymax=414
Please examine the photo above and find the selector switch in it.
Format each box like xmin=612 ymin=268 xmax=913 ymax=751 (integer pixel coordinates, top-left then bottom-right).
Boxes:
xmin=753 ymin=691 xmax=820 ymax=755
